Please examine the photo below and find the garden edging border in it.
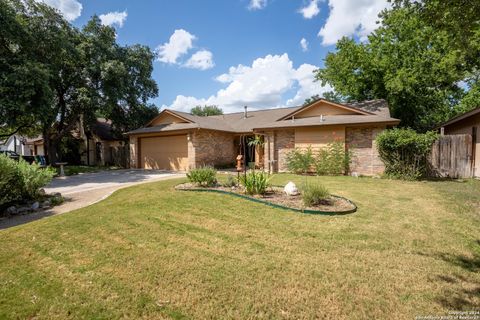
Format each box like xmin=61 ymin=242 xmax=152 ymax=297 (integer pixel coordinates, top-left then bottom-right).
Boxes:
xmin=175 ymin=186 xmax=357 ymax=215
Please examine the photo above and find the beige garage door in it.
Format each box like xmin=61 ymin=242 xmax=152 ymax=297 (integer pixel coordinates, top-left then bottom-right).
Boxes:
xmin=140 ymin=135 xmax=188 ymax=171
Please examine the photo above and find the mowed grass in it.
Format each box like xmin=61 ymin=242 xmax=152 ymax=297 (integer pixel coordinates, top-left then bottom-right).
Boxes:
xmin=0 ymin=175 xmax=479 ymax=319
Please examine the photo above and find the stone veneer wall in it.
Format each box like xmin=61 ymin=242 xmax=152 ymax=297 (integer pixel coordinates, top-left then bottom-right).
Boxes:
xmin=345 ymin=126 xmax=385 ymax=176
xmin=191 ymin=130 xmax=236 ymax=168
xmin=275 ymin=130 xmax=295 ymax=172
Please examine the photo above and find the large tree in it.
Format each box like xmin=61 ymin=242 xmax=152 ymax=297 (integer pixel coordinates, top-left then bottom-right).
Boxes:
xmin=0 ymin=0 xmax=158 ymax=163
xmin=302 ymin=91 xmax=346 ymax=106
xmin=190 ymin=105 xmax=223 ymax=116
xmin=0 ymin=0 xmax=56 ymax=139
xmin=315 ymin=1 xmax=480 ymax=131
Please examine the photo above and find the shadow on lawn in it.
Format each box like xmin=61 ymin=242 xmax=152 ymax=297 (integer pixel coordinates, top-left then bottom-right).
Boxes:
xmin=0 ymin=197 xmax=76 ymax=230
xmin=427 ymin=243 xmax=480 ymax=310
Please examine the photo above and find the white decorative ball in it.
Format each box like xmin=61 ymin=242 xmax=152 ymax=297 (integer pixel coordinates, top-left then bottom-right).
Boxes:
xmin=284 ymin=181 xmax=299 ymax=196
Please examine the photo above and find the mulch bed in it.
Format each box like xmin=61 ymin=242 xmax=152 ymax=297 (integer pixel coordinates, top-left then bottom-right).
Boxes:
xmin=175 ymin=183 xmax=356 ymax=214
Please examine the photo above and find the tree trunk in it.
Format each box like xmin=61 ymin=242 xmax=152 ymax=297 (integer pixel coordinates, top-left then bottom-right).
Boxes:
xmin=47 ymin=141 xmax=58 ymax=165
xmin=43 ymin=131 xmax=58 ymax=165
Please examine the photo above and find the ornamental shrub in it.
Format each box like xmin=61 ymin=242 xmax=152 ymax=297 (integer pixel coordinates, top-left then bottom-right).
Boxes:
xmin=376 ymin=128 xmax=437 ymax=180
xmin=239 ymin=171 xmax=272 ymax=195
xmin=17 ymin=158 xmax=56 ymax=199
xmin=0 ymin=155 xmax=22 ymax=207
xmin=186 ymin=166 xmax=217 ymax=187
xmin=223 ymin=175 xmax=237 ymax=188
xmin=301 ymin=183 xmax=330 ymax=207
xmin=286 ymin=142 xmax=351 ymax=176
xmin=285 ymin=147 xmax=314 ymax=174
xmin=0 ymin=155 xmax=55 ymax=208
xmin=314 ymin=141 xmax=351 ymax=175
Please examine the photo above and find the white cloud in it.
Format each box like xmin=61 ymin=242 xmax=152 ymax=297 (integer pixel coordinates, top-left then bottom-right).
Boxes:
xmin=286 ymin=64 xmax=332 ymax=107
xmin=156 ymin=29 xmax=196 ymax=64
xmin=37 ymin=0 xmax=82 ymax=21
xmin=318 ymin=0 xmax=390 ymax=45
xmin=184 ymin=50 xmax=215 ymax=70
xmin=248 ymin=0 xmax=267 ymax=10
xmin=298 ymin=0 xmax=320 ymax=19
xmin=163 ymin=53 xmax=330 ymax=113
xmin=300 ymin=38 xmax=309 ymax=52
xmin=99 ymin=11 xmax=127 ymax=28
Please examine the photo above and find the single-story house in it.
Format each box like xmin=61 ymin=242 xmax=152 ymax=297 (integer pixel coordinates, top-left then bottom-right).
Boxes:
xmin=126 ymin=99 xmax=400 ymax=175
xmin=438 ymin=106 xmax=479 ymax=178
xmin=78 ymin=118 xmax=127 ymax=166
xmin=25 ymin=136 xmax=45 ymax=156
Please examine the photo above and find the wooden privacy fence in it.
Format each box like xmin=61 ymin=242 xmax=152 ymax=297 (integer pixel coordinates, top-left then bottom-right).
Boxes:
xmin=430 ymin=134 xmax=473 ymax=178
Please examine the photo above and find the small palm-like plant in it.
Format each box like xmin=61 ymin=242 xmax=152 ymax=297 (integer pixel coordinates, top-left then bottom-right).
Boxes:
xmin=247 ymin=136 xmax=264 ymax=148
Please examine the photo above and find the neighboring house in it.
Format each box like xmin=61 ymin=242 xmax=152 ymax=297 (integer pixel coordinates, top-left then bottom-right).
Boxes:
xmin=0 ymin=134 xmax=34 ymax=156
xmin=25 ymin=136 xmax=45 ymax=156
xmin=127 ymin=99 xmax=400 ymax=175
xmin=22 ymin=119 xmax=127 ymax=166
xmin=438 ymin=107 xmax=479 ymax=178
xmin=78 ymin=118 xmax=127 ymax=166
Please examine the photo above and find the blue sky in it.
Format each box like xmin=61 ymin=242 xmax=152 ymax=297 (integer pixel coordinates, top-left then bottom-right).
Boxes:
xmin=40 ymin=0 xmax=390 ymax=113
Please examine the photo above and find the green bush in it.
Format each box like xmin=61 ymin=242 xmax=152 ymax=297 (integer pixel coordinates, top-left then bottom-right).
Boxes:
xmin=315 ymin=141 xmax=351 ymax=175
xmin=17 ymin=159 xmax=56 ymax=199
xmin=223 ymin=175 xmax=237 ymax=188
xmin=187 ymin=166 xmax=217 ymax=187
xmin=301 ymin=183 xmax=330 ymax=207
xmin=0 ymin=155 xmax=55 ymax=208
xmin=286 ymin=142 xmax=351 ymax=176
xmin=239 ymin=171 xmax=272 ymax=195
xmin=64 ymin=166 xmax=81 ymax=175
xmin=285 ymin=147 xmax=314 ymax=174
xmin=0 ymin=155 xmax=22 ymax=207
xmin=376 ymin=128 xmax=438 ymax=180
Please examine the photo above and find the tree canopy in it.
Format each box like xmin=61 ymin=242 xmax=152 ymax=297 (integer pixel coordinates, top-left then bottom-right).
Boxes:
xmin=0 ymin=0 xmax=158 ymax=163
xmin=190 ymin=105 xmax=224 ymax=116
xmin=315 ymin=0 xmax=480 ymax=131
xmin=302 ymin=92 xmax=345 ymax=106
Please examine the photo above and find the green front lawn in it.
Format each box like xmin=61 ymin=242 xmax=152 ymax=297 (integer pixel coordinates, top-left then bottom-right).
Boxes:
xmin=0 ymin=175 xmax=479 ymax=319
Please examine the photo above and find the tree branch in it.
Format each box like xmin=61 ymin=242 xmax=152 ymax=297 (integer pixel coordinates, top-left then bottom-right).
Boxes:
xmin=0 ymin=125 xmax=28 ymax=139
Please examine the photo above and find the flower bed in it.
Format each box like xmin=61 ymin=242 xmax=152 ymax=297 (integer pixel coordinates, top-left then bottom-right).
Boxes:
xmin=175 ymin=183 xmax=356 ymax=215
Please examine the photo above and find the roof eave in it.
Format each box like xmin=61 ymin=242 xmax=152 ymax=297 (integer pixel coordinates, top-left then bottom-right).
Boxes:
xmin=144 ymin=109 xmax=196 ymax=128
xmin=253 ymin=119 xmax=400 ymax=131
xmin=435 ymin=107 xmax=480 ymax=129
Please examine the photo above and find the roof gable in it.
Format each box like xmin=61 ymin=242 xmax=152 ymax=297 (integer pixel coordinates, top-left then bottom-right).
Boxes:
xmin=278 ymin=99 xmax=371 ymax=121
xmin=147 ymin=110 xmax=194 ymax=127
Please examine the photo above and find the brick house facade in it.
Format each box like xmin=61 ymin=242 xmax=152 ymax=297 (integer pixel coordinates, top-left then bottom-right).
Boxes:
xmin=127 ymin=99 xmax=399 ymax=175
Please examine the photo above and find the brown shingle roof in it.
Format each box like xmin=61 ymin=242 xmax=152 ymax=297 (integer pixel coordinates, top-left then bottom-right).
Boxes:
xmin=253 ymin=114 xmax=399 ymax=130
xmin=90 ymin=118 xmax=122 ymax=141
xmin=125 ymin=123 xmax=200 ymax=135
xmin=126 ymin=99 xmax=399 ymax=135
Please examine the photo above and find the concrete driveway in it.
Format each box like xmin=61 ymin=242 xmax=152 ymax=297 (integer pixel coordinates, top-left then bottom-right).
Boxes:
xmin=0 ymin=169 xmax=184 ymax=230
